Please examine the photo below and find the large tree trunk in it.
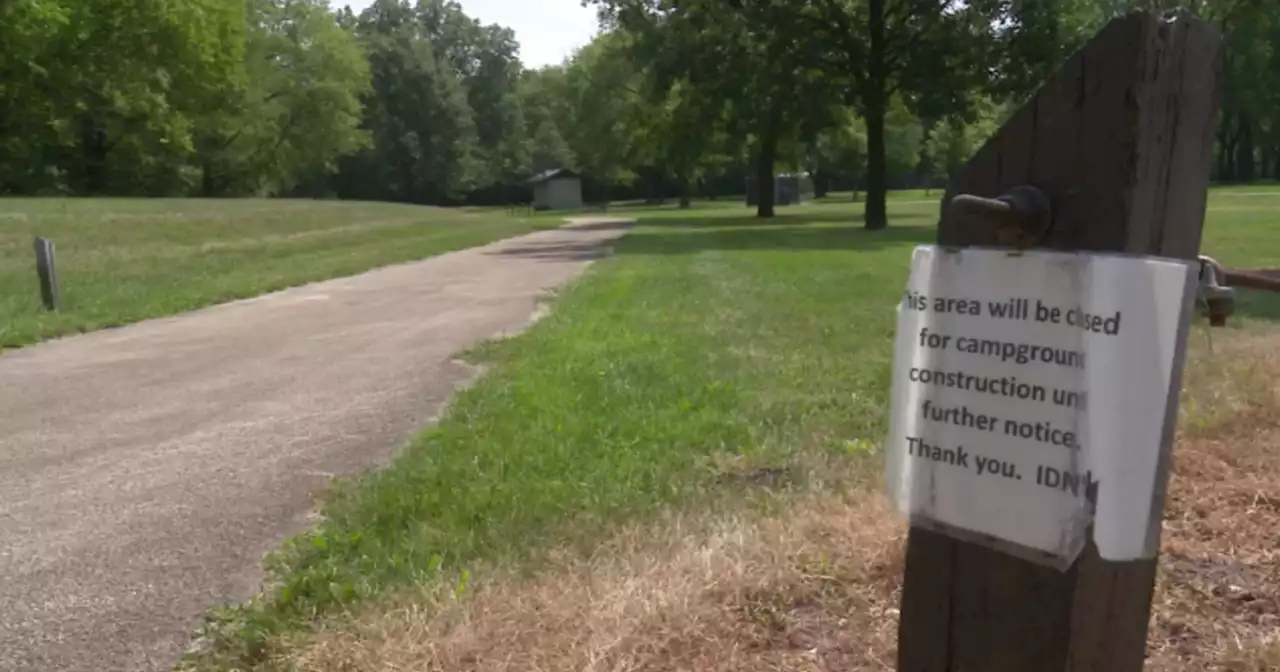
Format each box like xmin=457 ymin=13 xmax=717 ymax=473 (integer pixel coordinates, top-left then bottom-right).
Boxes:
xmin=756 ymin=142 xmax=776 ymax=218
xmin=645 ymin=168 xmax=665 ymax=205
xmin=678 ymin=171 xmax=691 ymax=209
xmin=863 ymin=0 xmax=889 ymax=230
xmin=814 ymin=165 xmax=830 ymax=198
xmin=864 ymin=94 xmax=889 ymax=229
xmin=202 ymin=161 xmax=216 ymax=197
xmin=1216 ymin=141 xmax=1230 ymax=181
xmin=79 ymin=116 xmax=109 ymax=196
xmin=1216 ymin=115 xmax=1238 ymax=182
xmin=756 ymin=111 xmax=778 ymax=219
xmin=1235 ymin=111 xmax=1255 ymax=183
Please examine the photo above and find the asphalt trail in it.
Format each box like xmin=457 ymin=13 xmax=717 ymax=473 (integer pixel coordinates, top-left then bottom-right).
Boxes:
xmin=0 ymin=219 xmax=631 ymax=671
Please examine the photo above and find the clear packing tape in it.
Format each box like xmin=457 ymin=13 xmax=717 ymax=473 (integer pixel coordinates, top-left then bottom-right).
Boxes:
xmin=884 ymin=246 xmax=1199 ymax=570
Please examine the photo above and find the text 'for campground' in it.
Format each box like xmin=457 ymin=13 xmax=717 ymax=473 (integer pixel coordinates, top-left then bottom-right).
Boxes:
xmin=884 ymin=246 xmax=1195 ymax=563
xmin=901 ymin=294 xmax=1107 ymax=489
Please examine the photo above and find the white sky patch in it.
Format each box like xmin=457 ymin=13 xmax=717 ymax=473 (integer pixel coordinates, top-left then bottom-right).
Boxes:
xmin=339 ymin=0 xmax=601 ymax=68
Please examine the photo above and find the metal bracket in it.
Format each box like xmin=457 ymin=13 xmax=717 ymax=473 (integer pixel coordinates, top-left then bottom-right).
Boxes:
xmin=947 ymin=186 xmax=1053 ymax=251
xmin=1197 ymin=255 xmax=1235 ymax=327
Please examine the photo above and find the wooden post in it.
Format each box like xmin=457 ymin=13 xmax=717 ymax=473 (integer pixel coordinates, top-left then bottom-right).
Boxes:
xmin=897 ymin=12 xmax=1221 ymax=672
xmin=34 ymin=237 xmax=60 ymax=312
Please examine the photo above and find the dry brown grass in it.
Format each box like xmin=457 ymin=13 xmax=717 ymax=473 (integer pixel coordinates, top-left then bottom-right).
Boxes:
xmin=284 ymin=491 xmax=906 ymax=672
xmin=1149 ymin=325 xmax=1280 ymax=671
xmin=282 ymin=325 xmax=1280 ymax=672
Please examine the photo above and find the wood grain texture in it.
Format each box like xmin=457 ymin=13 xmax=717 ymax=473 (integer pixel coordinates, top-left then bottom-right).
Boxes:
xmin=899 ymin=12 xmax=1221 ymax=672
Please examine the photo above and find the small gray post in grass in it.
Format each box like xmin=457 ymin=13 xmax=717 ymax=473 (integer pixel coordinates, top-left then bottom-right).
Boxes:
xmin=34 ymin=236 xmax=59 ymax=311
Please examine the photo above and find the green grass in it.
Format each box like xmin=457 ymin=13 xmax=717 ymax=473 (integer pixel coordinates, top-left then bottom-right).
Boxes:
xmin=178 ymin=186 xmax=1280 ymax=668
xmin=180 ymin=196 xmax=944 ymax=669
xmin=1200 ymin=185 xmax=1280 ymax=320
xmin=0 ymin=199 xmax=542 ymax=348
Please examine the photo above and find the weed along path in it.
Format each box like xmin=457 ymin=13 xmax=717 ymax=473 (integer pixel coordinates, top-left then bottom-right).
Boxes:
xmin=0 ymin=219 xmax=631 ymax=672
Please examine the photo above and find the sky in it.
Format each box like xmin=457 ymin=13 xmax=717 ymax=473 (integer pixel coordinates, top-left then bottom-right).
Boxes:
xmin=341 ymin=0 xmax=602 ymax=68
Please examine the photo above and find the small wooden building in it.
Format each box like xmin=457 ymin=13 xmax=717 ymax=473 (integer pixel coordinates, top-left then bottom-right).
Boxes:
xmin=528 ymin=168 xmax=584 ymax=211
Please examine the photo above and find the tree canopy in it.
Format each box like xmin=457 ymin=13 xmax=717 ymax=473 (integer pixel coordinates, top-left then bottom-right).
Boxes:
xmin=0 ymin=0 xmax=1274 ymax=221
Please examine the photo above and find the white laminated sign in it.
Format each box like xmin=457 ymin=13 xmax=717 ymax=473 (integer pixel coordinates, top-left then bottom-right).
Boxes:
xmin=885 ymin=246 xmax=1198 ymax=567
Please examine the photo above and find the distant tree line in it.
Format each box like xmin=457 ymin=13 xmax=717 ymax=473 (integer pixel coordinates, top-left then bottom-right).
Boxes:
xmin=0 ymin=0 xmax=1275 ymax=223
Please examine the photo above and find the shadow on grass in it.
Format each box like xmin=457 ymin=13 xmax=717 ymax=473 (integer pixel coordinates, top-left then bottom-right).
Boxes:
xmin=638 ymin=212 xmax=904 ymax=228
xmin=491 ymin=214 xmax=934 ymax=262
xmin=619 ymin=215 xmax=936 ymax=257
xmin=562 ymin=220 xmax=635 ymax=232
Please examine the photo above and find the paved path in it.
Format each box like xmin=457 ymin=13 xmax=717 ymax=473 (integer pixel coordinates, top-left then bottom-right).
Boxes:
xmin=0 ymin=219 xmax=631 ymax=672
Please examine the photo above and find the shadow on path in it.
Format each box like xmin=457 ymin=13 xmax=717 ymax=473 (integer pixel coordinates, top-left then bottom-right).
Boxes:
xmin=489 ymin=219 xmax=635 ymax=263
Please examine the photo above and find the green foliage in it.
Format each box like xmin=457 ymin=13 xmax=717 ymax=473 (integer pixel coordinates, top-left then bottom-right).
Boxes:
xmin=519 ymin=66 xmax=578 ymax=176
xmin=200 ymin=0 xmax=371 ymax=197
xmin=5 ymin=0 xmax=1276 ymax=203
xmin=1208 ymin=1 xmax=1280 ymax=183
xmin=0 ymin=0 xmax=73 ymax=193
xmin=326 ymin=0 xmax=582 ymax=204
xmin=0 ymin=0 xmax=372 ymax=197
xmin=0 ymin=0 xmax=245 ymax=195
xmin=921 ymin=96 xmax=1006 ymax=186
xmin=335 ymin=0 xmax=483 ymax=203
xmin=560 ymin=32 xmax=644 ymax=184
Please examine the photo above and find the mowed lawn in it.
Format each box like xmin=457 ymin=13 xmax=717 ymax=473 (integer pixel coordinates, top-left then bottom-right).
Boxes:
xmin=0 ymin=199 xmax=540 ymax=348
xmin=1197 ymin=189 xmax=1280 ymax=320
xmin=182 ymin=186 xmax=1280 ymax=670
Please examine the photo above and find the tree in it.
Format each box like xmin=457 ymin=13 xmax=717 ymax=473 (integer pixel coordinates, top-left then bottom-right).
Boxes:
xmin=519 ymin=67 xmax=577 ymax=175
xmin=786 ymin=0 xmax=995 ymax=229
xmin=0 ymin=0 xmax=72 ymax=193
xmin=982 ymin=0 xmax=1100 ymax=104
xmin=1205 ymin=1 xmax=1279 ymax=182
xmin=595 ymin=0 xmax=839 ymax=218
xmin=85 ymin=0 xmax=245 ymax=194
xmin=0 ymin=0 xmax=245 ymax=195
xmin=417 ymin=0 xmax=532 ymax=187
xmin=199 ymin=0 xmax=370 ymax=196
xmin=467 ymin=24 xmax=532 ymax=186
xmin=921 ymin=95 xmax=1005 ymax=187
xmin=6 ymin=0 xmax=1272 ymax=204
xmin=807 ymin=109 xmax=868 ymax=198
xmin=560 ymin=31 xmax=645 ymax=187
xmin=335 ymin=0 xmax=482 ymax=203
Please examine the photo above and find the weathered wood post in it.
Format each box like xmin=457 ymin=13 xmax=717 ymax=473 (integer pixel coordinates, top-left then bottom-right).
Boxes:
xmin=894 ymin=12 xmax=1221 ymax=672
xmin=34 ymin=237 xmax=60 ymax=311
